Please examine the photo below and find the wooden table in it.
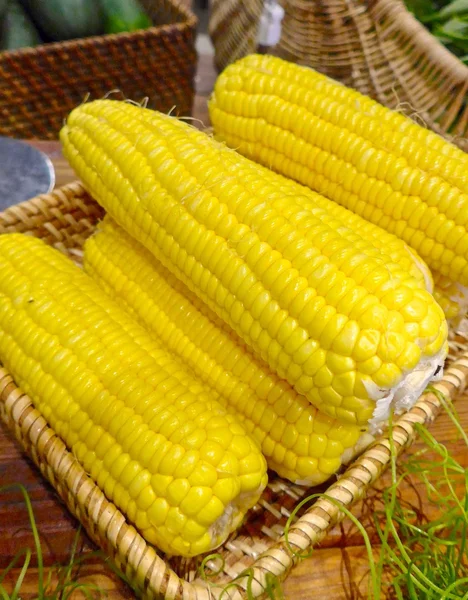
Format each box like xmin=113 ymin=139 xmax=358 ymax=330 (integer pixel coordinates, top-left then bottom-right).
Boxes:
xmin=1 ymin=60 xmax=467 ymax=598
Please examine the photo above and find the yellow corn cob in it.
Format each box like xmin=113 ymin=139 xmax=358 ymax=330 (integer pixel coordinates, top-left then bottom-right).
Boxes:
xmin=281 ymin=181 xmax=457 ymax=322
xmin=136 ymin=103 xmax=435 ymax=309
xmin=209 ymin=54 xmax=468 ymax=287
xmin=60 ymin=100 xmax=448 ymax=429
xmin=84 ymin=217 xmax=365 ymax=485
xmin=225 ymin=152 xmax=435 ymax=296
xmin=434 ymin=288 xmax=461 ymax=322
xmin=433 ymin=272 xmax=468 ymax=323
xmin=0 ymin=233 xmax=267 ymax=557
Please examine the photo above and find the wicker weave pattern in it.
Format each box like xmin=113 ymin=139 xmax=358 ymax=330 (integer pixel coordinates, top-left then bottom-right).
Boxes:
xmin=1 ymin=182 xmax=468 ymax=599
xmin=0 ymin=0 xmax=197 ymax=140
xmin=209 ymin=0 xmax=468 ymax=149
xmin=208 ymin=1 xmax=262 ymax=74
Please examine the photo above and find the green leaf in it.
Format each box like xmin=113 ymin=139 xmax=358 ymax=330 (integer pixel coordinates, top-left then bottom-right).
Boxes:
xmin=434 ymin=17 xmax=468 ymax=47
xmin=405 ymin=0 xmax=437 ymax=21
xmin=105 ymin=13 xmax=151 ymax=33
xmin=438 ymin=0 xmax=468 ymax=19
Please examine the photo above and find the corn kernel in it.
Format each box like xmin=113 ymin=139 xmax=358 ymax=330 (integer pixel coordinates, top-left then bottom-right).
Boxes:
xmin=197 ymin=496 xmax=226 ymax=525
xmin=147 ymin=497 xmax=170 ymax=527
xmin=212 ymin=478 xmax=240 ymax=505
xmin=188 ymin=462 xmax=218 ymax=487
xmin=180 ymin=487 xmax=213 ymax=516
xmin=167 ymin=478 xmax=191 ymax=506
xmin=318 ymin=456 xmax=342 ymax=475
xmin=165 ymin=507 xmax=187 ymax=534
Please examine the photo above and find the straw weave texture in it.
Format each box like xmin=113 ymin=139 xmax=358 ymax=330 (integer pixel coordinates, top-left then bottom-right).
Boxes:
xmin=0 ymin=0 xmax=197 ymax=140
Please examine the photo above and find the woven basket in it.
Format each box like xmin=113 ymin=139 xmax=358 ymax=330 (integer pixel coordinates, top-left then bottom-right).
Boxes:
xmin=1 ymin=182 xmax=468 ymax=599
xmin=0 ymin=0 xmax=197 ymax=140
xmin=209 ymin=0 xmax=468 ymax=150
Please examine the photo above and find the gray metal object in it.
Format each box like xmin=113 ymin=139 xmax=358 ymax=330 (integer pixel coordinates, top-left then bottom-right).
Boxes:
xmin=0 ymin=137 xmax=55 ymax=210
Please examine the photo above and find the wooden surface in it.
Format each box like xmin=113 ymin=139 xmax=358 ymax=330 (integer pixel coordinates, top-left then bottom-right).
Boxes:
xmin=1 ymin=54 xmax=468 ymax=599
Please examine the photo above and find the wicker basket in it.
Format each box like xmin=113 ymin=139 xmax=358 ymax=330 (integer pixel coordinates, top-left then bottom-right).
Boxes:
xmin=209 ymin=0 xmax=468 ymax=150
xmin=0 ymin=0 xmax=197 ymax=140
xmin=1 ymin=182 xmax=468 ymax=599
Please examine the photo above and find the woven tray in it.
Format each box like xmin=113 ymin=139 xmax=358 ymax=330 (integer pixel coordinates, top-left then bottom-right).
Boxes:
xmin=209 ymin=0 xmax=468 ymax=151
xmin=1 ymin=181 xmax=468 ymax=598
xmin=0 ymin=0 xmax=197 ymax=140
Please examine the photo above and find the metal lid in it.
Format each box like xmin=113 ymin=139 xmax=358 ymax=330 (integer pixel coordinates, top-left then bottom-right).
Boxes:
xmin=0 ymin=137 xmax=55 ymax=210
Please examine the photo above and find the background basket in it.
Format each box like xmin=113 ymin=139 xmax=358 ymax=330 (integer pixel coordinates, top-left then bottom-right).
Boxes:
xmin=209 ymin=0 xmax=468 ymax=150
xmin=1 ymin=183 xmax=468 ymax=599
xmin=0 ymin=0 xmax=197 ymax=140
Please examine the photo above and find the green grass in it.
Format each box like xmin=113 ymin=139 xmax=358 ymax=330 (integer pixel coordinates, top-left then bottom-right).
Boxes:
xmin=280 ymin=393 xmax=467 ymax=600
xmin=0 ymin=484 xmax=131 ymax=599
xmin=372 ymin=391 xmax=468 ymax=599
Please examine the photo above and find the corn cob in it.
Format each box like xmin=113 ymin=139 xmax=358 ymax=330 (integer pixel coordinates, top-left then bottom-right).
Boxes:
xmin=434 ymin=288 xmax=461 ymax=322
xmin=237 ymin=159 xmax=435 ymax=296
xmin=60 ymin=100 xmax=448 ymax=429
xmin=209 ymin=54 xmax=468 ymax=288
xmin=277 ymin=180 xmax=458 ymax=321
xmin=433 ymin=272 xmax=468 ymax=324
xmin=84 ymin=217 xmax=366 ymax=485
xmin=0 ymin=233 xmax=267 ymax=557
xmin=268 ymin=170 xmax=457 ymax=321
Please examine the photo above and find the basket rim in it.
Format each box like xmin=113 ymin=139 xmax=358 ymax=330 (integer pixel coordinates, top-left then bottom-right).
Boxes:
xmin=0 ymin=0 xmax=197 ymax=60
xmin=282 ymin=0 xmax=468 ymax=79
xmin=381 ymin=0 xmax=468 ymax=80
xmin=1 ymin=181 xmax=468 ymax=599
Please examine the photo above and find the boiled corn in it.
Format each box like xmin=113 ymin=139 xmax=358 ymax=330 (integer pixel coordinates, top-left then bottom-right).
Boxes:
xmin=84 ymin=217 xmax=365 ymax=485
xmin=209 ymin=54 xmax=468 ymax=288
xmin=60 ymin=100 xmax=448 ymax=429
xmin=433 ymin=272 xmax=468 ymax=323
xmin=0 ymin=233 xmax=267 ymax=557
